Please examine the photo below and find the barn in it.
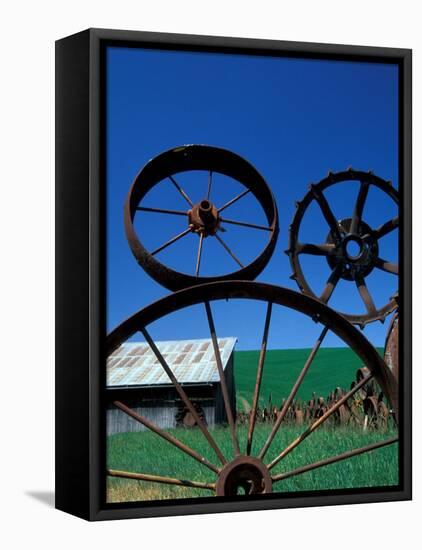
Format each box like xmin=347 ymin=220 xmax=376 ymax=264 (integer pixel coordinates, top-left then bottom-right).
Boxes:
xmin=106 ymin=337 xmax=237 ymax=435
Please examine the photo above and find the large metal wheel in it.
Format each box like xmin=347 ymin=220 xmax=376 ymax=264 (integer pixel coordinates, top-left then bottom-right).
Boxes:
xmin=385 ymin=308 xmax=399 ymax=383
xmin=287 ymin=169 xmax=398 ymax=327
xmin=124 ymin=145 xmax=279 ymax=291
xmin=106 ymin=281 xmax=398 ymax=498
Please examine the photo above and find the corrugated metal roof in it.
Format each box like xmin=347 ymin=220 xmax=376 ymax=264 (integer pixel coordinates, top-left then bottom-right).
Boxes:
xmin=107 ymin=337 xmax=237 ymax=387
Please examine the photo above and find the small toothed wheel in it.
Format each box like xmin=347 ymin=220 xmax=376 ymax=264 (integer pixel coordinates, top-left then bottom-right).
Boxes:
xmin=287 ymin=169 xmax=398 ymax=327
xmin=124 ymin=145 xmax=279 ymax=291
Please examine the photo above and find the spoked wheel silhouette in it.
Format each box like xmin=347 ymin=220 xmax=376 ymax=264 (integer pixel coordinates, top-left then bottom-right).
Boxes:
xmin=287 ymin=169 xmax=398 ymax=328
xmin=106 ymin=281 xmax=398 ymax=497
xmin=124 ymin=145 xmax=279 ymax=291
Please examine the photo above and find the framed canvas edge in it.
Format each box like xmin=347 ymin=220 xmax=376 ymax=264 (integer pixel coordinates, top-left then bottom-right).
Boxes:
xmin=56 ymin=29 xmax=92 ymax=521
xmin=88 ymin=27 xmax=411 ymax=59
xmin=57 ymin=28 xmax=412 ymax=521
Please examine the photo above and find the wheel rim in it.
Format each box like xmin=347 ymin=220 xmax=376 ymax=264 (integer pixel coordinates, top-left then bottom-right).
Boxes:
xmin=124 ymin=145 xmax=279 ymax=291
xmin=287 ymin=168 xmax=398 ymax=327
xmin=107 ymin=281 xmax=398 ymax=498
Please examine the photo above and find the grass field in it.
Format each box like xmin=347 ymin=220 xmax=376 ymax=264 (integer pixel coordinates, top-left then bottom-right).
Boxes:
xmin=107 ymin=346 xmax=396 ymax=503
xmin=107 ymin=424 xmax=398 ymax=502
xmin=234 ymin=347 xmax=383 ymax=410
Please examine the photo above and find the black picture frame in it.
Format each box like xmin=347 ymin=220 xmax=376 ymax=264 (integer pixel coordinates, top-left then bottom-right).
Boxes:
xmin=55 ymin=28 xmax=412 ymax=521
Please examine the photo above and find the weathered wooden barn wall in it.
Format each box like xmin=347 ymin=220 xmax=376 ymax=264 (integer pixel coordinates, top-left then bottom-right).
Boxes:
xmin=106 ymin=337 xmax=237 ymax=435
xmin=214 ymin=355 xmax=236 ymax=424
xmin=106 ymin=401 xmax=215 ymax=435
xmin=106 ymin=385 xmax=218 ymax=435
xmin=106 ymin=356 xmax=236 ymax=435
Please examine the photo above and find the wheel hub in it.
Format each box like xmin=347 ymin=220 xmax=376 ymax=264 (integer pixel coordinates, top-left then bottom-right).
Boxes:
xmin=188 ymin=199 xmax=220 ymax=237
xmin=326 ymin=218 xmax=379 ymax=281
xmin=215 ymin=456 xmax=272 ymax=496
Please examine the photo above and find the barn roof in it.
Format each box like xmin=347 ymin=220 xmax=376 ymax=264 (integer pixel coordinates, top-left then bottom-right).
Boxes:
xmin=107 ymin=337 xmax=237 ymax=388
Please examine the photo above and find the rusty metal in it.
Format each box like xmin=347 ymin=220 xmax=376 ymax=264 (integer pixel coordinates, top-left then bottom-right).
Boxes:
xmin=108 ymin=282 xmax=398 ymax=414
xmin=107 ymin=280 xmax=398 ymax=496
xmin=236 ymin=377 xmax=391 ymax=430
xmin=336 ymin=403 xmax=351 ymax=425
xmin=272 ymin=437 xmax=398 ymax=483
xmin=294 ymin=408 xmax=304 ymax=425
xmin=188 ymin=199 xmax=220 ymax=237
xmin=218 ymin=188 xmax=250 ymax=213
xmin=109 ymin=145 xmax=402 ymax=499
xmin=287 ymin=169 xmax=399 ymax=327
xmin=247 ymin=301 xmax=272 ymax=455
xmin=266 ymin=372 xmax=375 ymax=470
xmin=219 ymin=217 xmax=274 ymax=231
xmin=385 ymin=310 xmax=399 ymax=383
xmin=355 ymin=366 xmax=376 ymax=400
xmin=214 ymin=233 xmax=244 ymax=268
xmin=113 ymin=400 xmax=220 ymax=474
xmin=259 ymin=325 xmax=329 ymax=459
xmin=215 ymin=456 xmax=272 ymax=496
xmin=124 ymin=145 xmax=279 ymax=291
xmin=140 ymin=326 xmax=227 ymax=465
xmin=150 ymin=228 xmax=191 ymax=256
xmin=177 ymin=403 xmax=206 ymax=428
xmin=204 ymin=301 xmax=240 ymax=456
xmin=107 ymin=469 xmax=216 ymax=491
xmin=363 ymin=395 xmax=379 ymax=417
xmin=195 ymin=233 xmax=204 ymax=276
xmin=377 ymin=401 xmax=390 ymax=428
xmin=168 ymin=174 xmax=194 ymax=207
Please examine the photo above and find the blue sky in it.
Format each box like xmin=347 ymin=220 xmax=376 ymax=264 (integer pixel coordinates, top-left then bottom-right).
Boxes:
xmin=106 ymin=46 xmax=398 ymax=350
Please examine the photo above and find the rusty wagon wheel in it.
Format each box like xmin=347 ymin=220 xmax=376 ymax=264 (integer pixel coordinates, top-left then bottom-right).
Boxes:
xmin=125 ymin=145 xmax=279 ymax=291
xmin=384 ymin=309 xmax=399 ymax=383
xmin=286 ymin=169 xmax=398 ymax=327
xmin=106 ymin=281 xmax=398 ymax=498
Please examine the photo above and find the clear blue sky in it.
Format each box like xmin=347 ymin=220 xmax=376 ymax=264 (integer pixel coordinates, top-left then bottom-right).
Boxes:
xmin=106 ymin=46 xmax=398 ymax=350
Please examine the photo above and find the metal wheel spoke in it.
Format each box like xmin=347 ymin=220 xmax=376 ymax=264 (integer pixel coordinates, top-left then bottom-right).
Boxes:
xmin=205 ymin=302 xmax=240 ymax=456
xmin=259 ymin=326 xmax=329 ymax=460
xmin=207 ymin=171 xmax=213 ymax=200
xmin=140 ymin=327 xmax=227 ymax=465
xmin=375 ymin=258 xmax=399 ymax=275
xmin=247 ymin=302 xmax=273 ymax=455
xmin=296 ymin=242 xmax=336 ymax=256
xmin=220 ymin=217 xmax=273 ymax=232
xmin=113 ymin=400 xmax=219 ymax=473
xmin=218 ymin=189 xmax=251 ymax=213
xmin=136 ymin=206 xmax=188 ymax=217
xmin=267 ymin=372 xmax=374 ymax=470
xmin=375 ymin=216 xmax=399 ymax=239
xmin=168 ymin=175 xmax=194 ymax=207
xmin=272 ymin=437 xmax=398 ymax=483
xmin=310 ymin=185 xmax=340 ymax=240
xmin=356 ymin=277 xmax=377 ymax=314
xmin=151 ymin=228 xmax=191 ymax=256
xmin=107 ymin=469 xmax=216 ymax=491
xmin=214 ymin=234 xmax=244 ymax=268
xmin=195 ymin=233 xmax=204 ymax=276
xmin=350 ymin=181 xmax=369 ymax=234
xmin=319 ymin=265 xmax=341 ymax=303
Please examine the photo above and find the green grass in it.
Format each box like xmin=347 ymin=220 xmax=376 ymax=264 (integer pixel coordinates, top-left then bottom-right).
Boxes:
xmin=107 ymin=346 xmax=395 ymax=503
xmin=234 ymin=347 xmax=383 ymax=410
xmin=107 ymin=424 xmax=398 ymax=503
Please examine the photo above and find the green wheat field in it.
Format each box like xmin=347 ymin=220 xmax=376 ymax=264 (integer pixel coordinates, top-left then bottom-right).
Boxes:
xmin=234 ymin=347 xmax=383 ymax=410
xmin=106 ymin=348 xmax=398 ymax=503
